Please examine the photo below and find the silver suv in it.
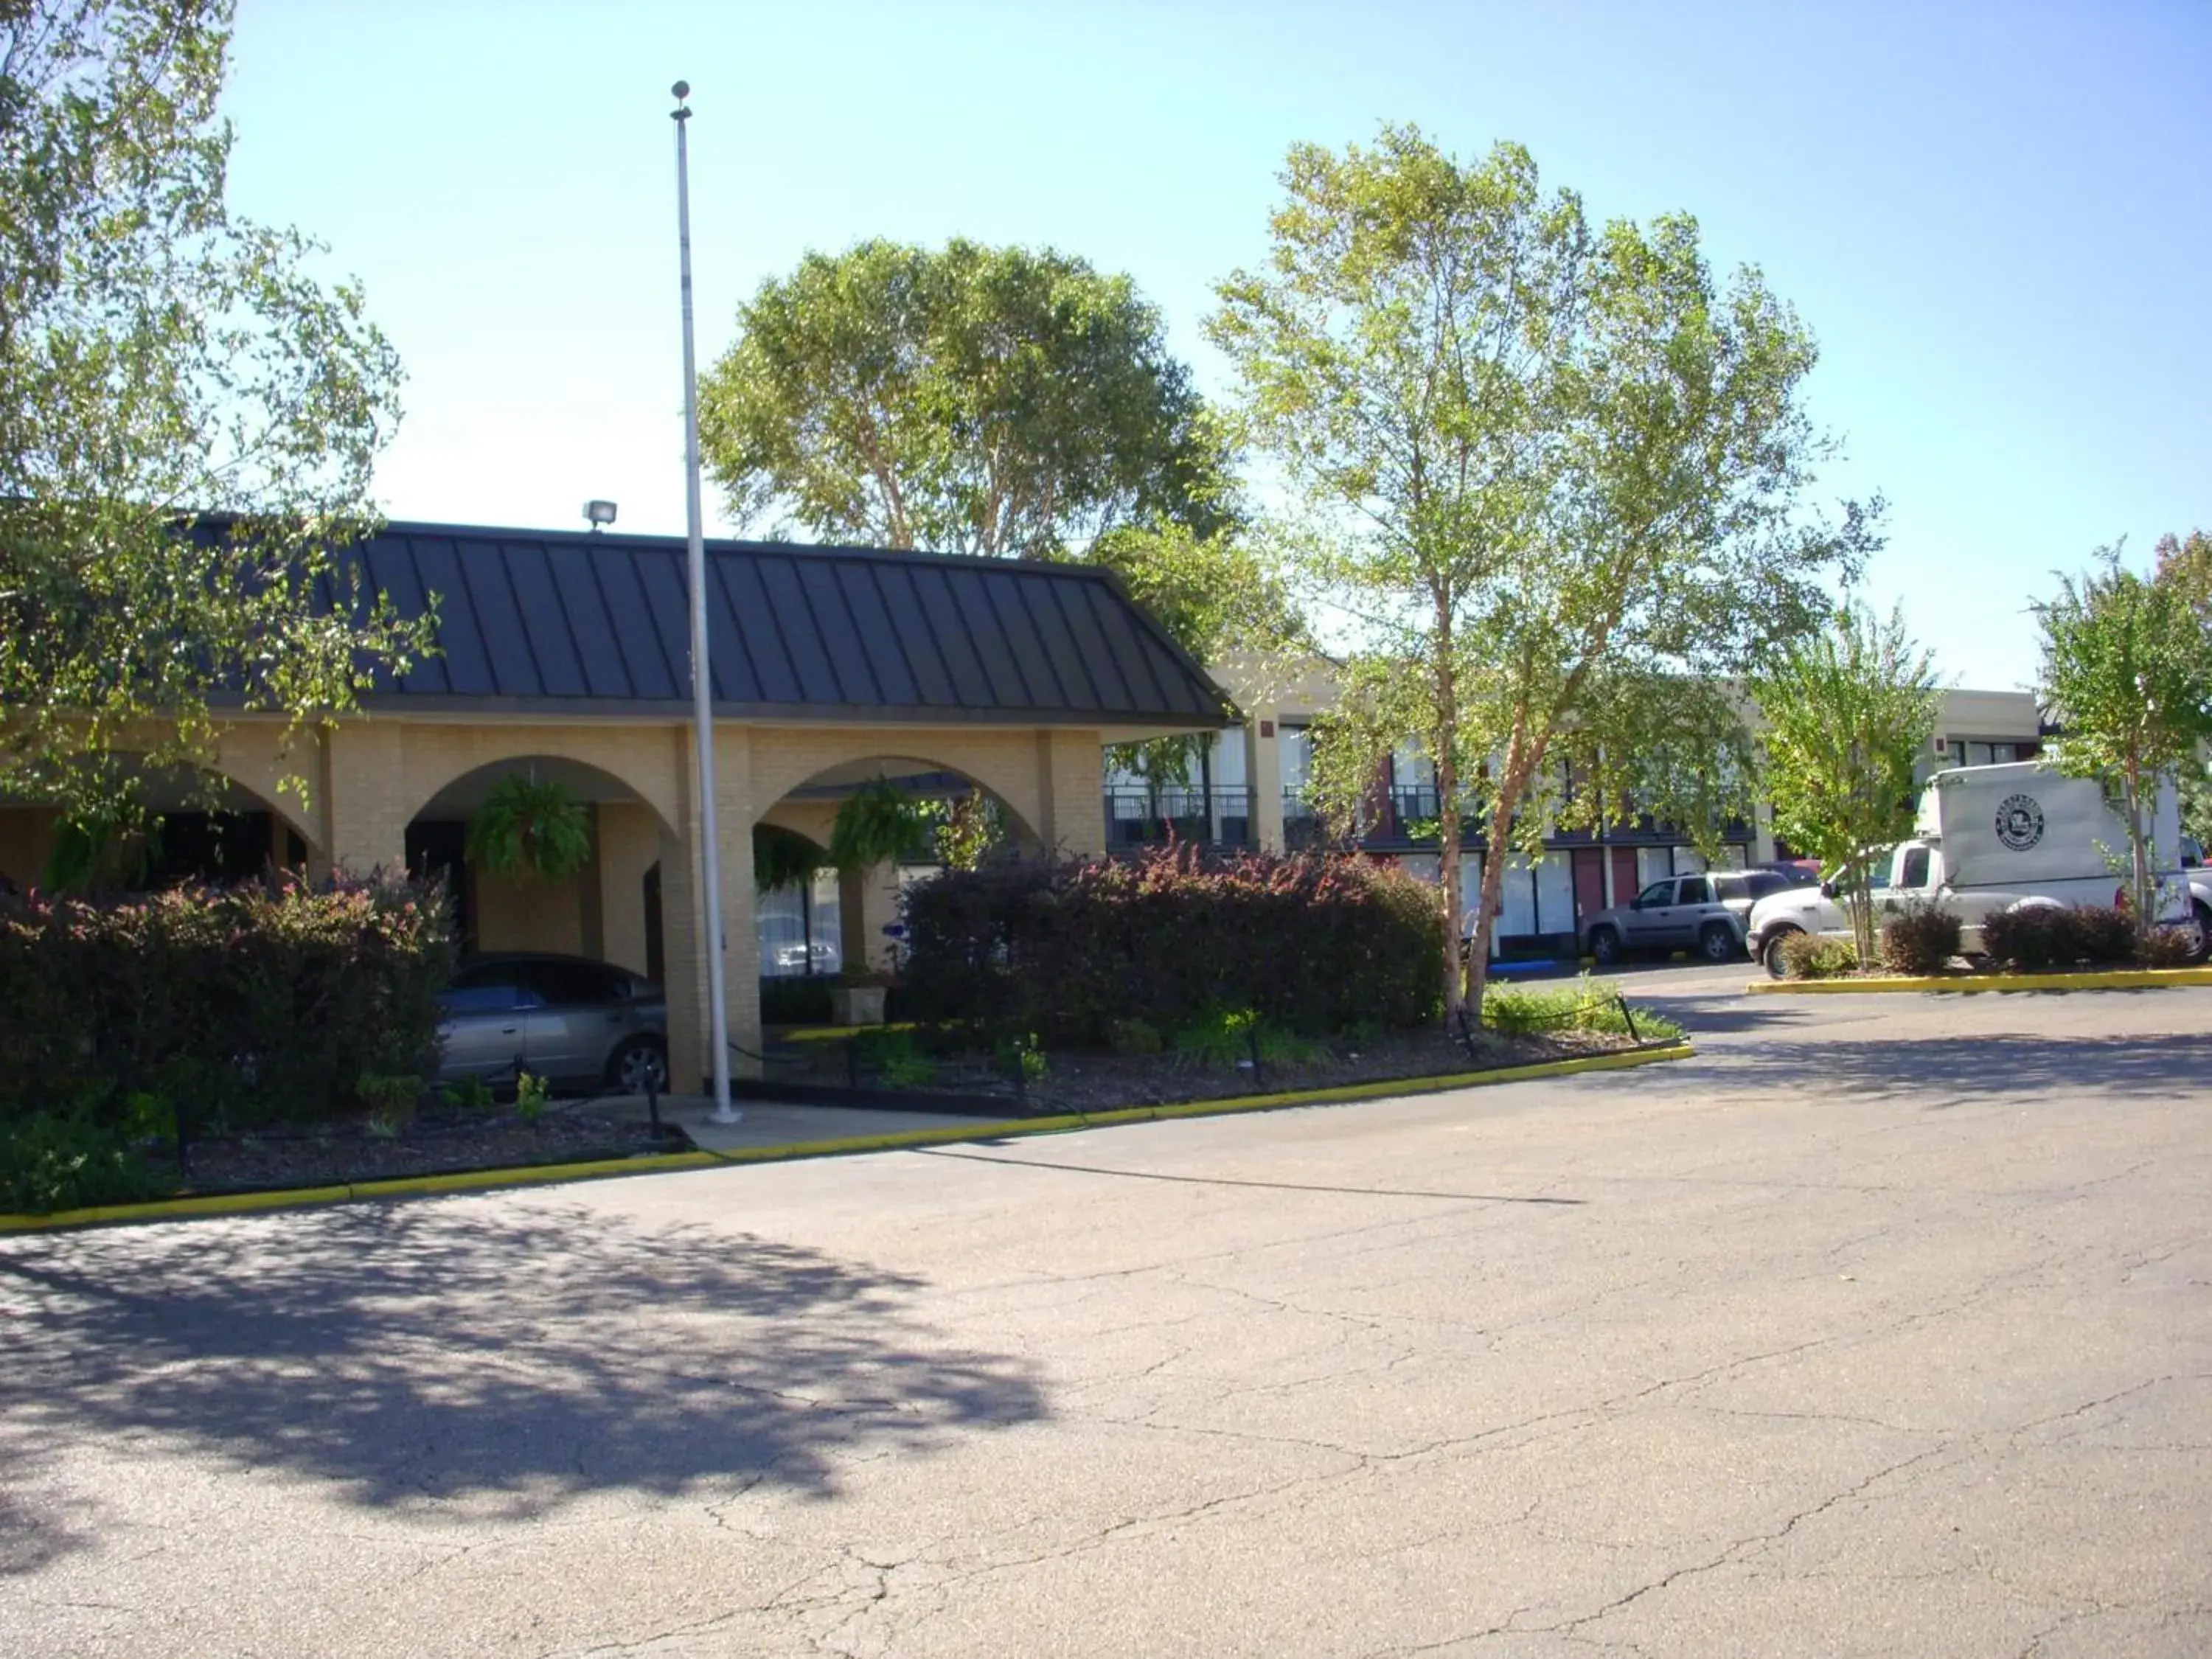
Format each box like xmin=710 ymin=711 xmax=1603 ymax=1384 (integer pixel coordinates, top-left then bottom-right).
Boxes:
xmin=1581 ymin=868 xmax=1812 ymax=965
xmin=436 ymin=953 xmax=669 ymax=1096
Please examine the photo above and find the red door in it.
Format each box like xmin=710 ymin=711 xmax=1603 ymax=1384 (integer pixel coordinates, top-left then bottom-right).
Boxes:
xmin=1571 ymin=848 xmax=1606 ymax=925
xmin=1610 ymin=847 xmax=1639 ymax=910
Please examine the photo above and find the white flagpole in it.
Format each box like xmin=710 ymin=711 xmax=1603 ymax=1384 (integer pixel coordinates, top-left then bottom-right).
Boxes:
xmin=671 ymin=80 xmax=737 ymax=1124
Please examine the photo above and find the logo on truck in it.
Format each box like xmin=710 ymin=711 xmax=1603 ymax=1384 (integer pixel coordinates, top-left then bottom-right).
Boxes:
xmin=1994 ymin=794 xmax=2045 ymax=852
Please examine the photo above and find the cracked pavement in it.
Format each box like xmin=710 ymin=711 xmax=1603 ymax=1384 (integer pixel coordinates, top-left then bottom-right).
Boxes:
xmin=2 ymin=964 xmax=2208 ymax=1657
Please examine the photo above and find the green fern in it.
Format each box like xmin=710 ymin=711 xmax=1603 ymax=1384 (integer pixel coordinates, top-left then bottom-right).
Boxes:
xmin=829 ymin=779 xmax=932 ymax=873
xmin=466 ymin=776 xmax=591 ymax=880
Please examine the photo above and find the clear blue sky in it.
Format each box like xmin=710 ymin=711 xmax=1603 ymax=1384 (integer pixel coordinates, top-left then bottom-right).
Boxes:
xmin=220 ymin=0 xmax=2209 ymax=692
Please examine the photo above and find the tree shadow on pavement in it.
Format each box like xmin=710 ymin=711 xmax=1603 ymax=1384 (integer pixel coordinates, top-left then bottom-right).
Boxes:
xmin=1627 ymin=995 xmax=1824 ymax=1037
xmin=1698 ymin=1030 xmax=2212 ymax=1102
xmin=0 ymin=1199 xmax=1049 ymax=1562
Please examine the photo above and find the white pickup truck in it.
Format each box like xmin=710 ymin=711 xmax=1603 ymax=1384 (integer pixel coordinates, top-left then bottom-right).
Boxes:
xmin=1747 ymin=761 xmax=2211 ymax=975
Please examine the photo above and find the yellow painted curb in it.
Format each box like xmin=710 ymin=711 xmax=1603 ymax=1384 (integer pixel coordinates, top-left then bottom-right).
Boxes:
xmin=0 ymin=1043 xmax=1694 ymax=1234
xmin=777 ymin=1022 xmax=920 ymax=1044
xmin=1747 ymin=966 xmax=2212 ymax=995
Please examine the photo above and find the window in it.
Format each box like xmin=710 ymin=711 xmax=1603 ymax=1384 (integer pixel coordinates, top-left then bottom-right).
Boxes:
xmin=1899 ymin=847 xmax=1931 ymax=891
xmin=1283 ymin=726 xmax=1310 ymax=796
xmin=1534 ymin=852 xmax=1573 ymax=934
xmin=1634 ymin=880 xmax=1674 ymax=909
xmin=518 ymin=960 xmax=627 ymax=1006
xmin=1743 ymin=871 xmax=1794 ymax=900
xmin=1212 ymin=728 xmax=1248 ymax=789
xmin=1391 ymin=744 xmax=1435 ymax=789
xmin=1677 ymin=876 xmax=1711 ymax=905
xmin=1710 ymin=874 xmax=1745 ymax=902
xmin=439 ymin=982 xmax=540 ymax=1015
xmin=1498 ymin=862 xmax=1538 ymax=937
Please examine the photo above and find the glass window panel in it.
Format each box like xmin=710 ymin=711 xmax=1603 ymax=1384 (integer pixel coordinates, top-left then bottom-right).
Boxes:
xmin=1534 ymin=852 xmax=1573 ymax=934
xmin=1498 ymin=861 xmax=1537 ymax=936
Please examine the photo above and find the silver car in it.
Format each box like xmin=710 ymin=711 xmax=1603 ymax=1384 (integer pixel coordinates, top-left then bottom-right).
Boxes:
xmin=1581 ymin=868 xmax=1811 ymax=966
xmin=436 ymin=953 xmax=669 ymax=1096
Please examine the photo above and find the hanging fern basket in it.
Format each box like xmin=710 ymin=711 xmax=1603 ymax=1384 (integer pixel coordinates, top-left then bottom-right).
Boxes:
xmin=466 ymin=775 xmax=593 ymax=881
xmin=828 ymin=779 xmax=933 ymax=873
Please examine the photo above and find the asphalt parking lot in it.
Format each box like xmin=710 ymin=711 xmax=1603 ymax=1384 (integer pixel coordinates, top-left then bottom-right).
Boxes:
xmin=4 ymin=963 xmax=2208 ymax=1658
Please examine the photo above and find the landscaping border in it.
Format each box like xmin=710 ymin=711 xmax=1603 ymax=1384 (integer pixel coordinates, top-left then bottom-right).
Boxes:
xmin=0 ymin=1041 xmax=1694 ymax=1234
xmin=1747 ymin=966 xmax=2212 ymax=995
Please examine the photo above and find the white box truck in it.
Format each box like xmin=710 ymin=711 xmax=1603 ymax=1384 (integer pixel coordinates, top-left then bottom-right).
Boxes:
xmin=1747 ymin=761 xmax=2210 ymax=975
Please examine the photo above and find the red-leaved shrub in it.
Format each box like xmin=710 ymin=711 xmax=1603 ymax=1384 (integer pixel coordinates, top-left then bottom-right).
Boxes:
xmin=0 ymin=872 xmax=455 ymax=1130
xmin=899 ymin=847 xmax=1443 ymax=1043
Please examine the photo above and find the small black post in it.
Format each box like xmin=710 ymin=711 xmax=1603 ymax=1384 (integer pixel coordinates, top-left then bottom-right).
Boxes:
xmin=1011 ymin=1042 xmax=1026 ymax=1110
xmin=174 ymin=1096 xmax=191 ymax=1180
xmin=1618 ymin=995 xmax=1640 ymax=1043
xmin=646 ymin=1074 xmax=663 ymax=1139
xmin=1246 ymin=1023 xmax=1265 ymax=1091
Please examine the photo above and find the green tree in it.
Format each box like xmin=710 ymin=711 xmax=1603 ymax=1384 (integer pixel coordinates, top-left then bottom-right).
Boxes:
xmin=1751 ymin=603 xmax=1941 ymax=966
xmin=2150 ymin=532 xmax=2212 ymax=848
xmin=1 ymin=0 xmax=429 ymax=824
xmin=1088 ymin=520 xmax=1310 ymax=796
xmin=1211 ymin=126 xmax=1874 ymax=1016
xmin=2154 ymin=527 xmax=2212 ymax=622
xmin=2035 ymin=546 xmax=2212 ymax=939
xmin=699 ymin=238 xmax=1231 ymax=560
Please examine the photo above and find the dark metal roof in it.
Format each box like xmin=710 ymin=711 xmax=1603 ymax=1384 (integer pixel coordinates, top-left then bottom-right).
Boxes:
xmin=328 ymin=521 xmax=1237 ymax=728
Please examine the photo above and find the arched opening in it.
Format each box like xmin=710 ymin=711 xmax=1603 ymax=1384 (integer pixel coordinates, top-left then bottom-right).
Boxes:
xmin=0 ymin=755 xmax=316 ymax=894
xmin=754 ymin=756 xmax=1039 ymax=1018
xmin=406 ymin=755 xmax=676 ymax=973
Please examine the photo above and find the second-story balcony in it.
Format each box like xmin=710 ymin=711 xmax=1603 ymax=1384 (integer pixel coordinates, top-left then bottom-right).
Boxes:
xmin=1105 ymin=785 xmax=1253 ymax=850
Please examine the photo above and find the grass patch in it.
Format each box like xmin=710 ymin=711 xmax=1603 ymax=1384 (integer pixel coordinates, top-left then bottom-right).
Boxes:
xmin=1481 ymin=977 xmax=1683 ymax=1043
xmin=1779 ymin=933 xmax=1862 ymax=979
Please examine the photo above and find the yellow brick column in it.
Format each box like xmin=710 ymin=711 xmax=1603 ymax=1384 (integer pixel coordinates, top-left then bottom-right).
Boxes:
xmin=595 ymin=802 xmax=663 ymax=976
xmin=658 ymin=724 xmax=707 ymax=1093
xmin=713 ymin=726 xmax=762 ymax=1079
xmin=1248 ymin=706 xmax=1284 ymax=853
xmin=322 ymin=722 xmax=408 ymax=877
xmin=1037 ymin=728 xmax=1107 ymax=859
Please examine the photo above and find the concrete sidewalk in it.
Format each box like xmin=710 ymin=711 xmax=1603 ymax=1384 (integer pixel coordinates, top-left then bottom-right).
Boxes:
xmin=588 ymin=1093 xmax=994 ymax=1154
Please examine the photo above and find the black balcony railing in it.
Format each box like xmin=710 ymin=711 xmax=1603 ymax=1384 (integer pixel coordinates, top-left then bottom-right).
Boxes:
xmin=1105 ymin=786 xmax=1253 ymax=849
xmin=1389 ymin=785 xmax=1441 ymax=829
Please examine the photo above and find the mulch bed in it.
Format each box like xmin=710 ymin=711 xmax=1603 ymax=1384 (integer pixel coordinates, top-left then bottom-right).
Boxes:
xmin=773 ymin=1026 xmax=1649 ymax=1117
xmin=104 ymin=1029 xmax=1660 ymax=1201
xmin=167 ymin=1104 xmax=684 ymax=1194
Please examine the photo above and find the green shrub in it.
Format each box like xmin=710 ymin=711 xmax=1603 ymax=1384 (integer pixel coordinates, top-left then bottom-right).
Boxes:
xmin=1879 ymin=904 xmax=1962 ymax=975
xmin=853 ymin=1028 xmax=937 ymax=1088
xmin=1173 ymin=1006 xmax=1320 ymax=1068
xmin=994 ymin=1032 xmax=1048 ymax=1086
xmin=1480 ymin=978 xmax=1683 ymax=1042
xmin=515 ymin=1071 xmax=551 ymax=1123
xmin=0 ymin=872 xmax=453 ymax=1131
xmin=1106 ymin=1018 xmax=1163 ymax=1057
xmin=900 ymin=847 xmax=1443 ymax=1043
xmin=0 ymin=1113 xmax=167 ymax=1212
xmin=1780 ymin=933 xmax=1860 ymax=979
